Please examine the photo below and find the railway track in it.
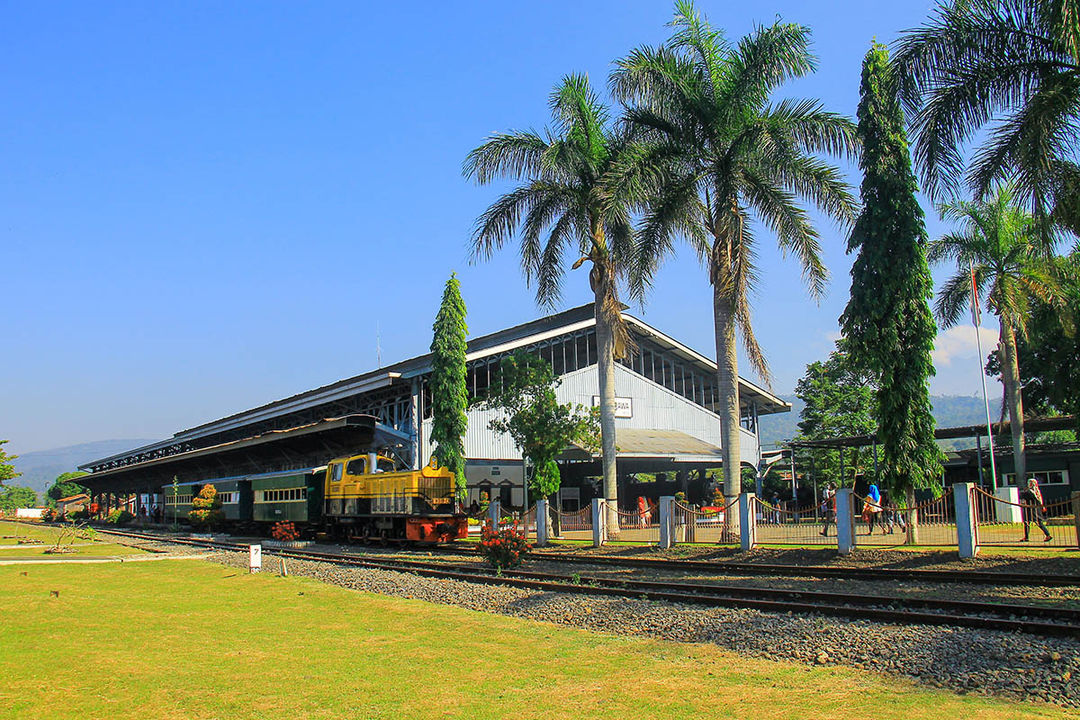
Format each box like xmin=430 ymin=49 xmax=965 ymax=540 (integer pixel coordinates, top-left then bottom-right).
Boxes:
xmin=101 ymin=528 xmax=1080 ymax=638
xmin=523 ymin=551 xmax=1080 ymax=587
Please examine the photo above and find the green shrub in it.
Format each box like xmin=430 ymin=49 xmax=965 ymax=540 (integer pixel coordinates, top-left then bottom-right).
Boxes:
xmin=189 ymin=485 xmax=224 ymax=530
xmin=105 ymin=509 xmax=135 ymax=526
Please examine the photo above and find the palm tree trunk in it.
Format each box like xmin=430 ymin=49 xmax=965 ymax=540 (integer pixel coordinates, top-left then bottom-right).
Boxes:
xmin=713 ymin=289 xmax=742 ymax=536
xmin=998 ymin=320 xmax=1026 ymax=485
xmin=594 ymin=280 xmax=620 ymax=540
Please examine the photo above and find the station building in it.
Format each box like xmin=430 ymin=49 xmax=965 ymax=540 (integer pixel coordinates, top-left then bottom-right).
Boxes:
xmin=79 ymin=304 xmax=789 ymax=511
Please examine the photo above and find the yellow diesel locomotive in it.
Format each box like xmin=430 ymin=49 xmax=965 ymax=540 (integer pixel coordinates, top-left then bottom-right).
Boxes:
xmin=322 ymin=453 xmax=468 ymax=542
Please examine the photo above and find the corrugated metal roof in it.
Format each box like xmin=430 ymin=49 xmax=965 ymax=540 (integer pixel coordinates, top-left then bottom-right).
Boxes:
xmin=565 ymin=428 xmax=724 ymax=463
xmin=86 ymin=304 xmax=788 ymax=468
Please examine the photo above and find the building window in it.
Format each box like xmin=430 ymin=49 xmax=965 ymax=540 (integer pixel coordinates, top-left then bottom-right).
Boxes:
xmin=1003 ymin=470 xmax=1069 ymax=487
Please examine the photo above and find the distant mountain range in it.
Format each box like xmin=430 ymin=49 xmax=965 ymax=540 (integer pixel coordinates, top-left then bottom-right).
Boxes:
xmin=9 ymin=439 xmax=158 ymax=497
xmin=758 ymin=394 xmax=1003 ymax=450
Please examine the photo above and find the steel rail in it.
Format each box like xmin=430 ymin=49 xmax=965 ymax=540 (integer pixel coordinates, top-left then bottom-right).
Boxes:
xmin=99 ymin=529 xmax=1080 ymax=638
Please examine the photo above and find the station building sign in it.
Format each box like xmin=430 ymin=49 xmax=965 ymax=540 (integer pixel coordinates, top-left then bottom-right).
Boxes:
xmin=591 ymin=396 xmax=633 ymax=418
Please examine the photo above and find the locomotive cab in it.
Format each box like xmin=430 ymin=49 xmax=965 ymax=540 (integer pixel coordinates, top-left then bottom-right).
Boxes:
xmin=322 ymin=453 xmax=467 ymax=542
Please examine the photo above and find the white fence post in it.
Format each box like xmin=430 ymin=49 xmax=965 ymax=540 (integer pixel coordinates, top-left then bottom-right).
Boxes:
xmin=488 ymin=499 xmax=501 ymax=529
xmin=536 ymin=498 xmax=549 ymax=547
xmin=836 ymin=488 xmax=856 ymax=555
xmin=994 ymin=486 xmax=1022 ymax=523
xmin=739 ymin=494 xmax=756 ymax=551
xmin=591 ymin=498 xmax=606 ymax=547
xmin=659 ymin=496 xmax=674 ymax=548
xmin=954 ymin=482 xmax=979 ymax=558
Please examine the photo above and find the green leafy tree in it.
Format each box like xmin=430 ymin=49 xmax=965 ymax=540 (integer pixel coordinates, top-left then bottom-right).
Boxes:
xmin=47 ymin=471 xmax=89 ymax=504
xmin=611 ymin=1 xmax=858 ymax=517
xmin=893 ymin=0 xmax=1080 ymax=235
xmin=429 ymin=273 xmax=469 ymax=500
xmin=480 ymin=351 xmax=599 ymax=500
xmin=794 ymin=341 xmax=878 ymax=486
xmin=989 ymin=250 xmax=1080 ymax=432
xmin=840 ymin=43 xmax=943 ymax=542
xmin=0 ymin=486 xmax=37 ymax=512
xmin=463 ymin=74 xmax=637 ymax=538
xmin=188 ymin=484 xmax=223 ymax=530
xmin=0 ymin=440 xmax=19 ymax=486
xmin=932 ymin=186 xmax=1069 ymax=483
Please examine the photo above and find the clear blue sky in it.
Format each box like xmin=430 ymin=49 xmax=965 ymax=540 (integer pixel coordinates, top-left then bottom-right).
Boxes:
xmin=1 ymin=0 xmax=999 ymax=454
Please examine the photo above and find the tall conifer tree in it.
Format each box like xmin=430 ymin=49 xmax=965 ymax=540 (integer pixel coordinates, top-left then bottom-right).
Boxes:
xmin=840 ymin=43 xmax=942 ymax=542
xmin=430 ymin=273 xmax=469 ymax=499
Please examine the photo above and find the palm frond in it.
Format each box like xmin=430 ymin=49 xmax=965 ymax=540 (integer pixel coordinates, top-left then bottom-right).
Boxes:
xmin=741 ymin=171 xmax=827 ymax=298
xmin=462 ymin=130 xmax=550 ymax=184
xmin=722 ymin=21 xmax=816 ymax=115
xmin=934 ymin=267 xmax=975 ymax=327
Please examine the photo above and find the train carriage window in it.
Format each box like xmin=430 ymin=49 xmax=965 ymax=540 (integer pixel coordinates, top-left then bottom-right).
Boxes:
xmin=346 ymin=458 xmax=366 ymax=476
xmin=330 ymin=463 xmax=344 ymax=483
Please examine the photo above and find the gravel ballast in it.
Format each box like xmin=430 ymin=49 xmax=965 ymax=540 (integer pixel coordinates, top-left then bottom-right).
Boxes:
xmin=203 ymin=548 xmax=1080 ymax=708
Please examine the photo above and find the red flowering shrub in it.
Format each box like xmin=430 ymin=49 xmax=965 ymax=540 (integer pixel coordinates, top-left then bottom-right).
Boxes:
xmin=478 ymin=524 xmax=530 ymax=569
xmin=271 ymin=521 xmax=300 ymax=542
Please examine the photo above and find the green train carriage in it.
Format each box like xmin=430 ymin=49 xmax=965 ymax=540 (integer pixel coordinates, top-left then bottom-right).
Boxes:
xmin=251 ymin=467 xmax=325 ymax=524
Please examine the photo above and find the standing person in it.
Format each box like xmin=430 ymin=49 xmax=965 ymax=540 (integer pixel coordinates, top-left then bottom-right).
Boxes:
xmin=820 ymin=483 xmax=836 ymax=537
xmin=881 ymin=491 xmax=899 ymax=535
xmin=637 ymin=495 xmax=649 ymax=528
xmin=864 ymin=483 xmax=883 ymax=534
xmin=1020 ymin=477 xmax=1053 ymax=542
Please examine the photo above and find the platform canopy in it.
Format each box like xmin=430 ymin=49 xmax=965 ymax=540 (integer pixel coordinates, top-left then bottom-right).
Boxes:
xmin=562 ymin=428 xmax=724 ymax=465
xmin=78 ymin=415 xmax=410 ymax=494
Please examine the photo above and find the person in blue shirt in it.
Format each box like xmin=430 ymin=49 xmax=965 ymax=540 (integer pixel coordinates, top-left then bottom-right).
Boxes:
xmin=864 ymin=483 xmax=883 ymax=534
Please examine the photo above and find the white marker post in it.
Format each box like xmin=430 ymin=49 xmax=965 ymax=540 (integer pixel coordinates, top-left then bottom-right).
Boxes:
xmin=249 ymin=544 xmax=262 ymax=574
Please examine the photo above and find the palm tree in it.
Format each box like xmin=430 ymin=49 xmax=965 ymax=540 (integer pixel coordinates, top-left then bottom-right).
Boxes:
xmin=930 ymin=184 xmax=1064 ymax=486
xmin=463 ymin=74 xmax=635 ymax=538
xmin=893 ymin=0 xmax=1080 ymax=235
xmin=610 ymin=1 xmax=858 ymax=514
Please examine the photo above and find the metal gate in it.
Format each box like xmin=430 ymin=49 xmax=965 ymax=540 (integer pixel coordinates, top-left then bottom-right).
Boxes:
xmin=972 ymin=487 xmax=1079 ymax=548
xmin=552 ymin=505 xmax=592 ymax=541
xmin=672 ymin=498 xmax=738 ymax=544
xmin=754 ymin=497 xmax=834 ymax=545
xmin=608 ymin=501 xmax=660 ymax=543
xmin=855 ymin=492 xmax=958 ymax=546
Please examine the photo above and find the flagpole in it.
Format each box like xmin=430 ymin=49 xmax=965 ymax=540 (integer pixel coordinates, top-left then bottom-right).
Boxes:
xmin=971 ymin=261 xmax=998 ymax=491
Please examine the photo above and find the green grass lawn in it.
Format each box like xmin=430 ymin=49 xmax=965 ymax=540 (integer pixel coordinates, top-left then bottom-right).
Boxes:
xmin=0 ymin=561 xmax=1073 ymax=720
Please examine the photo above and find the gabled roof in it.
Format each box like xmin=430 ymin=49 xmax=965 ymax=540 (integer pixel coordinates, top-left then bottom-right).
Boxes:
xmin=84 ymin=304 xmax=788 ymax=468
xmin=57 ymin=493 xmax=89 ymax=503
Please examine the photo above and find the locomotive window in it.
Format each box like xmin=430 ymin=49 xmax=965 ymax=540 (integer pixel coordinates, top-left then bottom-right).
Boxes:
xmin=377 ymin=457 xmax=396 ymax=473
xmin=330 ymin=463 xmax=344 ymax=483
xmin=346 ymin=458 xmax=366 ymax=476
